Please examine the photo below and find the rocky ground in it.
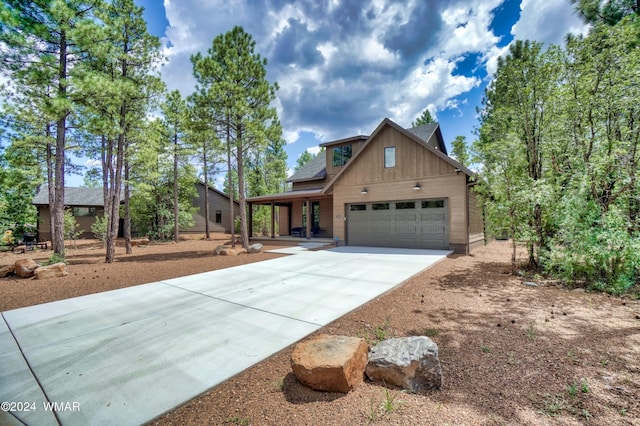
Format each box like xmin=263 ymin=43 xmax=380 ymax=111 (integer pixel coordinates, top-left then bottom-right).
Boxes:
xmin=1 ymin=236 xmax=639 ymax=425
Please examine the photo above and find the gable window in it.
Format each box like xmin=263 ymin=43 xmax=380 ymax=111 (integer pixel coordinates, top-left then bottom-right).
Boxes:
xmin=384 ymin=146 xmax=396 ymax=168
xmin=332 ymin=145 xmax=352 ymax=167
xmin=215 ymin=210 xmax=222 ymax=223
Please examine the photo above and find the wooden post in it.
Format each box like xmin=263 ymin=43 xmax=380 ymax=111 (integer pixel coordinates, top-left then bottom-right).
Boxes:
xmin=248 ymin=202 xmax=253 ymax=241
xmin=271 ymin=201 xmax=275 ymax=238
xmin=305 ymin=198 xmax=311 ymax=240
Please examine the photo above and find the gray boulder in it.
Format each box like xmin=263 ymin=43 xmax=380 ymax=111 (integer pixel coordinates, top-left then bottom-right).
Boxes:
xmin=247 ymin=243 xmax=263 ymax=254
xmin=366 ymin=336 xmax=442 ymax=391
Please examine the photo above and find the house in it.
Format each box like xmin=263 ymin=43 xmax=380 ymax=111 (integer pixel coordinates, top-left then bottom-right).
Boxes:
xmin=33 ymin=182 xmax=239 ymax=241
xmin=185 ymin=182 xmax=239 ymax=234
xmin=32 ymin=186 xmax=118 ymax=241
xmin=247 ymin=118 xmax=484 ymax=254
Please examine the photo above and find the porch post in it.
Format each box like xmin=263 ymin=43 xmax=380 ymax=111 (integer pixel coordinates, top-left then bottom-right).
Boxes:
xmin=248 ymin=202 xmax=253 ymax=241
xmin=270 ymin=201 xmax=275 ymax=239
xmin=305 ymin=198 xmax=311 ymax=240
xmin=288 ymin=203 xmax=292 ymax=236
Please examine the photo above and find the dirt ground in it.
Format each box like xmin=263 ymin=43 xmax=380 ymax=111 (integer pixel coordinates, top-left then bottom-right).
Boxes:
xmin=1 ymin=235 xmax=639 ymax=425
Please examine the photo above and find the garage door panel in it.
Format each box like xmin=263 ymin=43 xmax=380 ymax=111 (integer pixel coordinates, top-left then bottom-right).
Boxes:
xmin=347 ymin=199 xmax=448 ymax=250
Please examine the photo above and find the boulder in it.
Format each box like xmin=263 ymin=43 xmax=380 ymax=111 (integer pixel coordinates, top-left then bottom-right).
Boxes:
xmin=14 ymin=259 xmax=39 ymax=278
xmin=34 ymin=263 xmax=68 ymax=280
xmin=247 ymin=243 xmax=263 ymax=254
xmin=220 ymin=247 xmax=246 ymax=256
xmin=291 ymin=334 xmax=368 ymax=393
xmin=213 ymin=245 xmax=226 ymax=255
xmin=0 ymin=264 xmax=15 ymax=278
xmin=366 ymin=336 xmax=442 ymax=391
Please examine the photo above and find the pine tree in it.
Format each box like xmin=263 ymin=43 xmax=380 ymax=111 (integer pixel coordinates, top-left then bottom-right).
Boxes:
xmin=191 ymin=26 xmax=281 ymax=248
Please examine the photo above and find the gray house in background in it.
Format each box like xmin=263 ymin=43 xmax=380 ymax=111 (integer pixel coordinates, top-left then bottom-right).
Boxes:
xmin=33 ymin=183 xmax=239 ymax=240
xmin=32 ymin=186 xmax=115 ymax=241
xmin=186 ymin=182 xmax=239 ymax=235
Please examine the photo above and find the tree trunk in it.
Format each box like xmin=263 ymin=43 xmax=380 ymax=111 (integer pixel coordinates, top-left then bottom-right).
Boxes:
xmin=105 ymin=104 xmax=126 ymax=263
xmin=227 ymin=121 xmax=235 ymax=247
xmin=46 ymin=126 xmax=55 ymax=245
xmin=203 ymin=147 xmax=210 ymax=240
xmin=173 ymin=132 xmax=179 ymax=243
xmin=124 ymin=156 xmax=131 ymax=254
xmin=236 ymin=127 xmax=249 ymax=249
xmin=52 ymin=30 xmax=68 ymax=257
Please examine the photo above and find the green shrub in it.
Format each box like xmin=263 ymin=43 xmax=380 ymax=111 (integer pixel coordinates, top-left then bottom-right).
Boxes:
xmin=63 ymin=210 xmax=83 ymax=248
xmin=91 ymin=215 xmax=108 ymax=246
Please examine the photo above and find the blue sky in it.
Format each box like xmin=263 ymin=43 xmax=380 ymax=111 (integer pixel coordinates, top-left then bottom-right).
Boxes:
xmin=80 ymin=0 xmax=589 ymax=187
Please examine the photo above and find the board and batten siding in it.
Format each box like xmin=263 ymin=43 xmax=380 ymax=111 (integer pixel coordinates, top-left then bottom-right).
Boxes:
xmin=329 ymin=124 xmax=471 ymax=252
xmin=187 ymin=183 xmax=237 ymax=234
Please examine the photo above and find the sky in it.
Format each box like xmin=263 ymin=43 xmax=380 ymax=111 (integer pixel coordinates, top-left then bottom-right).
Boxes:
xmin=77 ymin=0 xmax=589 ymax=187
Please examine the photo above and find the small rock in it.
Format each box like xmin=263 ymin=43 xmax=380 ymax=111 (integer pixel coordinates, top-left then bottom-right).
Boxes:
xmin=523 ymin=281 xmax=538 ymax=287
xmin=14 ymin=259 xmax=39 ymax=278
xmin=34 ymin=263 xmax=68 ymax=280
xmin=291 ymin=334 xmax=368 ymax=393
xmin=246 ymin=243 xmax=263 ymax=254
xmin=366 ymin=336 xmax=442 ymax=391
xmin=0 ymin=264 xmax=15 ymax=278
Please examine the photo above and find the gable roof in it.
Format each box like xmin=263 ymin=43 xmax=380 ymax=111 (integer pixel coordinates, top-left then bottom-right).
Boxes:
xmin=322 ymin=118 xmax=473 ymax=194
xmin=196 ymin=181 xmax=240 ymax=204
xmin=287 ymin=153 xmax=327 ymax=183
xmin=32 ymin=186 xmax=111 ymax=206
xmin=406 ymin=123 xmax=448 ymax=154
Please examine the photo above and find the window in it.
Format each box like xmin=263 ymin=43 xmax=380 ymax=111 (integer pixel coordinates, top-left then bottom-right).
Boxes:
xmin=422 ymin=200 xmax=445 ymax=209
xmin=332 ymin=145 xmax=352 ymax=167
xmin=72 ymin=207 xmax=96 ymax=217
xmin=302 ymin=201 xmax=320 ymax=229
xmin=215 ymin=210 xmax=222 ymax=223
xmin=372 ymin=203 xmax=389 ymax=210
xmin=350 ymin=204 xmax=366 ymax=211
xmin=395 ymin=202 xmax=415 ymax=209
xmin=384 ymin=146 xmax=396 ymax=168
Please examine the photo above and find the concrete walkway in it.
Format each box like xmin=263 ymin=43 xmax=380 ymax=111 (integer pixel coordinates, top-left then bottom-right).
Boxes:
xmin=0 ymin=246 xmax=449 ymax=426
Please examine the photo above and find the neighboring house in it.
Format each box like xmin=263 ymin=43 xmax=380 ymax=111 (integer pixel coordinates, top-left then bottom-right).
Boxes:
xmin=32 ymin=186 xmax=117 ymax=241
xmin=247 ymin=118 xmax=484 ymax=254
xmin=186 ymin=182 xmax=239 ymax=234
xmin=33 ymin=182 xmax=239 ymax=241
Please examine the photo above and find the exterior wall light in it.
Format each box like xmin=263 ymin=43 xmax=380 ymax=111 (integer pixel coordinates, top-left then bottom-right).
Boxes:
xmin=413 ymin=183 xmax=421 ymax=190
xmin=361 ymin=188 xmax=368 ymax=194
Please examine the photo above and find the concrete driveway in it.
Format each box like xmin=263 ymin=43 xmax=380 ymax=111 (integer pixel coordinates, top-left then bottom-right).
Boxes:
xmin=0 ymin=246 xmax=449 ymax=426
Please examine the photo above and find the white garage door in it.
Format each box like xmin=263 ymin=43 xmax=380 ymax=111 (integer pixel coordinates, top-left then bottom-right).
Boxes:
xmin=347 ymin=199 xmax=448 ymax=249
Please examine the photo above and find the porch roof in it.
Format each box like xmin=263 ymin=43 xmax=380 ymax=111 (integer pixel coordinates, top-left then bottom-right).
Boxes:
xmin=247 ymin=188 xmax=330 ymax=204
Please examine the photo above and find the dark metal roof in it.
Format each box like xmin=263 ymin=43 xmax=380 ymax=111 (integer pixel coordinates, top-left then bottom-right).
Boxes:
xmin=32 ymin=186 xmax=119 ymax=206
xmin=287 ymin=154 xmax=327 ymax=183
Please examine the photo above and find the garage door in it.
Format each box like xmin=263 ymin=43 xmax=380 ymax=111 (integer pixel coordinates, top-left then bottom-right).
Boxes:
xmin=347 ymin=199 xmax=448 ymax=249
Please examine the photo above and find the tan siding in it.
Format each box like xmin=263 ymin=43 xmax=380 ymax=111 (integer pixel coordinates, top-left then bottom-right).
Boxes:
xmin=337 ymin=126 xmax=456 ymax=187
xmin=332 ymin=174 xmax=468 ymax=247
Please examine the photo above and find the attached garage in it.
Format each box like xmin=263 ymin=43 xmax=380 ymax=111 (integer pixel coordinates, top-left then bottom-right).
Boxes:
xmin=346 ymin=199 xmax=449 ymax=249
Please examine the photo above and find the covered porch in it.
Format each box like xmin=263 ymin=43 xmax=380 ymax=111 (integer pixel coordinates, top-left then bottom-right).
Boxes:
xmin=247 ymin=189 xmax=334 ymax=241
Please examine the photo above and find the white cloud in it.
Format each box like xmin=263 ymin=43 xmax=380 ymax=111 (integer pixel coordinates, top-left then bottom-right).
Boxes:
xmin=512 ymin=0 xmax=589 ymax=45
xmin=306 ymin=146 xmax=322 ymax=155
xmin=85 ymin=159 xmax=101 ymax=168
